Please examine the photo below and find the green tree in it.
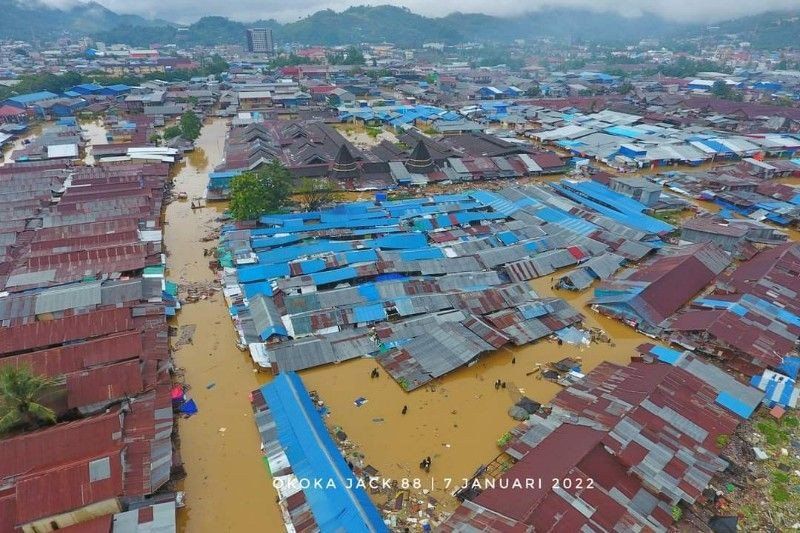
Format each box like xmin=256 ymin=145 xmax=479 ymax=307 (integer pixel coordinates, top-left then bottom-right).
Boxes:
xmin=711 ymin=80 xmax=733 ymax=99
xmin=524 ymin=85 xmax=541 ymax=98
xmin=163 ymin=125 xmax=182 ymax=140
xmin=229 ymin=160 xmax=293 ymax=220
xmin=0 ymin=366 xmax=57 ymax=433
xmin=327 ymin=46 xmax=365 ymax=65
xmin=179 ymin=110 xmax=202 ymax=141
xmin=296 ymin=177 xmax=340 ymax=211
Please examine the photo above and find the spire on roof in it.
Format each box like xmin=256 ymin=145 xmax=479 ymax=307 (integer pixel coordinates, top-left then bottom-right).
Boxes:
xmin=405 ymin=140 xmax=435 ymax=173
xmin=330 ymin=143 xmax=359 ymax=179
xmin=332 ymin=143 xmax=357 ymax=172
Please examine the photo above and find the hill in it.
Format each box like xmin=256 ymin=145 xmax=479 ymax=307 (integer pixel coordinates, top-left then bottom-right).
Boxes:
xmin=0 ymin=0 xmax=164 ymax=42
xmin=2 ymin=3 xmax=799 ymax=49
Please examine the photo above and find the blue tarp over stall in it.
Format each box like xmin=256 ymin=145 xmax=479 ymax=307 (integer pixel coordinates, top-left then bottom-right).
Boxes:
xmin=716 ymin=391 xmax=758 ymax=419
xmin=260 ymin=373 xmax=388 ymax=532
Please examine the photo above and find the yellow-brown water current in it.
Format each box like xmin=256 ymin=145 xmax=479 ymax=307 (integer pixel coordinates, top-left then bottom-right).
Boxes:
xmin=156 ymin=119 xmax=797 ymax=530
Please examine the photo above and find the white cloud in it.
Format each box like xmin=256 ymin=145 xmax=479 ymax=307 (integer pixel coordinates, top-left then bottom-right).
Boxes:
xmin=30 ymin=0 xmax=800 ymax=24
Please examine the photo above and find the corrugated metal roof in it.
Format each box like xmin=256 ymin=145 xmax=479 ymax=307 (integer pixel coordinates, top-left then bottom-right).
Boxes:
xmin=34 ymin=281 xmax=103 ymax=314
xmin=0 ymin=307 xmax=134 ymax=355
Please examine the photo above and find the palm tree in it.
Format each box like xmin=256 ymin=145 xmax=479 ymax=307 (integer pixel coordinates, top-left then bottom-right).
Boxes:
xmin=0 ymin=365 xmax=57 ymax=433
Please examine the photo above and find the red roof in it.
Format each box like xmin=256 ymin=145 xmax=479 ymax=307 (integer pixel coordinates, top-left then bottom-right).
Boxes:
xmin=474 ymin=424 xmax=604 ymax=522
xmin=0 ymin=307 xmax=134 ymax=355
xmin=0 ymin=332 xmax=142 ymax=378
xmin=0 ymin=105 xmax=27 ymax=117
xmin=66 ymin=359 xmax=144 ymax=409
xmin=531 ymin=152 xmax=564 ymax=170
xmin=0 ymin=411 xmax=122 ymax=480
xmin=309 ymin=85 xmax=336 ymax=94
xmin=15 ymin=450 xmax=124 ymax=523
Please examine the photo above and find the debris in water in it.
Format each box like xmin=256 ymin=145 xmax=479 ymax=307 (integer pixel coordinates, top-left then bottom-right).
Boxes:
xmin=206 ymin=382 xmax=216 ymax=390
xmin=354 ymin=397 xmax=368 ymax=407
xmin=173 ymin=324 xmax=196 ymax=350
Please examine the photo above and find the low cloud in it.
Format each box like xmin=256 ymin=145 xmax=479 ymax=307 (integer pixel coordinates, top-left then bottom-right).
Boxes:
xmin=27 ymin=0 xmax=800 ymax=24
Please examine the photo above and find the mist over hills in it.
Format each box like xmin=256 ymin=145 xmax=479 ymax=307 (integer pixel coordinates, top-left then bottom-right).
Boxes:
xmin=1 ymin=2 xmax=797 ymax=49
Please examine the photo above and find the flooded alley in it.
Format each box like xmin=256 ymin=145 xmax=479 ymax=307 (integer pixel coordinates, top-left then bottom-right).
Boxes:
xmin=162 ymin=118 xmax=793 ymax=530
xmin=163 ymin=118 xmax=283 ymax=532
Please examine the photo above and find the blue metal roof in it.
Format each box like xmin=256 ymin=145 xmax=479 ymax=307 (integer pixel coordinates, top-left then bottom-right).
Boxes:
xmin=7 ymin=91 xmax=58 ymax=104
xmin=551 ymin=181 xmax=672 ymax=234
xmin=237 ymin=263 xmax=290 ymax=283
xmin=400 ymin=247 xmax=444 ymax=261
xmin=497 ymin=231 xmax=519 ymax=245
xmin=242 ymin=281 xmax=274 ymax=298
xmin=353 ymin=304 xmax=387 ymax=323
xmin=343 ymin=249 xmax=378 ymax=264
xmin=650 ymin=345 xmax=683 ymax=365
xmin=715 ymin=391 xmax=757 ymax=419
xmin=310 ymin=266 xmax=358 ymax=285
xmin=369 ymin=233 xmax=428 ymax=250
xmin=260 ymin=373 xmax=388 ymax=532
xmin=357 ymin=283 xmax=380 ymax=302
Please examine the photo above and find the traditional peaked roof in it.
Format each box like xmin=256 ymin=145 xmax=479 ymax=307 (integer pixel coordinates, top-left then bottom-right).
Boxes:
xmin=330 ymin=143 xmax=359 ymax=178
xmin=405 ymin=140 xmax=436 ymax=173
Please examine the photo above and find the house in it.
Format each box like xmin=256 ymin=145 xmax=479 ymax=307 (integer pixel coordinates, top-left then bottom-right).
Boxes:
xmin=47 ymin=98 xmax=89 ymax=118
xmin=668 ymin=243 xmax=800 ymax=373
xmin=327 ymin=87 xmax=355 ymax=106
xmin=476 ymin=86 xmax=504 ymax=99
xmin=442 ymin=355 xmax=759 ymax=532
xmin=4 ymin=91 xmax=59 ymax=110
xmin=0 ymin=104 xmax=28 ymax=123
xmin=609 ymin=177 xmax=662 ymax=206
xmin=591 ymin=242 xmax=731 ymax=333
xmin=237 ymin=91 xmax=273 ymax=110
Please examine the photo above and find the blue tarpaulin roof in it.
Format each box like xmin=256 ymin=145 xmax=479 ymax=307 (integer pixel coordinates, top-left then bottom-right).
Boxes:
xmin=400 ymin=247 xmax=444 ymax=261
xmin=715 ymin=391 xmax=757 ymax=419
xmin=354 ymin=304 xmax=387 ymax=323
xmin=260 ymin=373 xmax=388 ymax=532
xmin=310 ymin=266 xmax=358 ymax=285
xmin=650 ymin=345 xmax=683 ymax=365
xmin=242 ymin=281 xmax=274 ymax=298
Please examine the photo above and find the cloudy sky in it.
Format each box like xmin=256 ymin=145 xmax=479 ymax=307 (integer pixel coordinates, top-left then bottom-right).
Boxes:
xmin=40 ymin=0 xmax=800 ymax=24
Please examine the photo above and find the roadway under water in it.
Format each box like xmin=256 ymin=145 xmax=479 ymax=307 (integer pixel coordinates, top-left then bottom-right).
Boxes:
xmin=158 ymin=119 xmax=797 ymax=530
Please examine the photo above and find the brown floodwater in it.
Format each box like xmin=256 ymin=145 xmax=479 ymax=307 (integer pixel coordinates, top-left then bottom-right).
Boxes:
xmin=161 ymin=119 xmax=795 ymax=531
xmin=162 ymin=118 xmax=284 ymax=533
xmin=301 ymin=277 xmax=650 ymax=514
xmin=0 ymin=123 xmax=42 ymax=167
xmin=81 ymin=119 xmax=108 ymax=165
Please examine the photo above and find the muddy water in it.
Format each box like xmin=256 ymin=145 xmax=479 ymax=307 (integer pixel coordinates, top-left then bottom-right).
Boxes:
xmin=301 ymin=275 xmax=648 ymax=513
xmin=81 ymin=119 xmax=108 ymax=165
xmin=0 ymin=123 xmax=42 ymax=167
xmin=162 ymin=119 xmax=792 ymax=530
xmin=162 ymin=118 xmax=283 ymax=533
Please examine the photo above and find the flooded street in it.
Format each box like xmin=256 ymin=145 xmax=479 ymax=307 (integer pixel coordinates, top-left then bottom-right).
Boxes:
xmin=162 ymin=118 xmax=283 ymax=533
xmin=0 ymin=123 xmax=41 ymax=166
xmin=159 ymin=117 xmax=795 ymax=530
xmin=302 ymin=276 xmax=648 ymax=512
xmin=81 ymin=119 xmax=107 ymax=165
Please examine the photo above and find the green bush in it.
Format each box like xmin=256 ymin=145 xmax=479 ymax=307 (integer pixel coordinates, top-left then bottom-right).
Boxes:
xmin=671 ymin=505 xmax=683 ymax=522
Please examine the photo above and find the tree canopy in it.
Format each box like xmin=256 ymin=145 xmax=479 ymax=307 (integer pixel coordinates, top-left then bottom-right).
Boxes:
xmin=295 ymin=178 xmax=341 ymax=211
xmin=229 ymin=160 xmax=293 ymax=221
xmin=327 ymin=46 xmax=365 ymax=65
xmin=179 ymin=110 xmax=202 ymax=141
xmin=0 ymin=366 xmax=57 ymax=434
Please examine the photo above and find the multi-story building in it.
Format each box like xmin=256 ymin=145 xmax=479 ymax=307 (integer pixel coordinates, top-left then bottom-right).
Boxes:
xmin=246 ymin=28 xmax=274 ymax=55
